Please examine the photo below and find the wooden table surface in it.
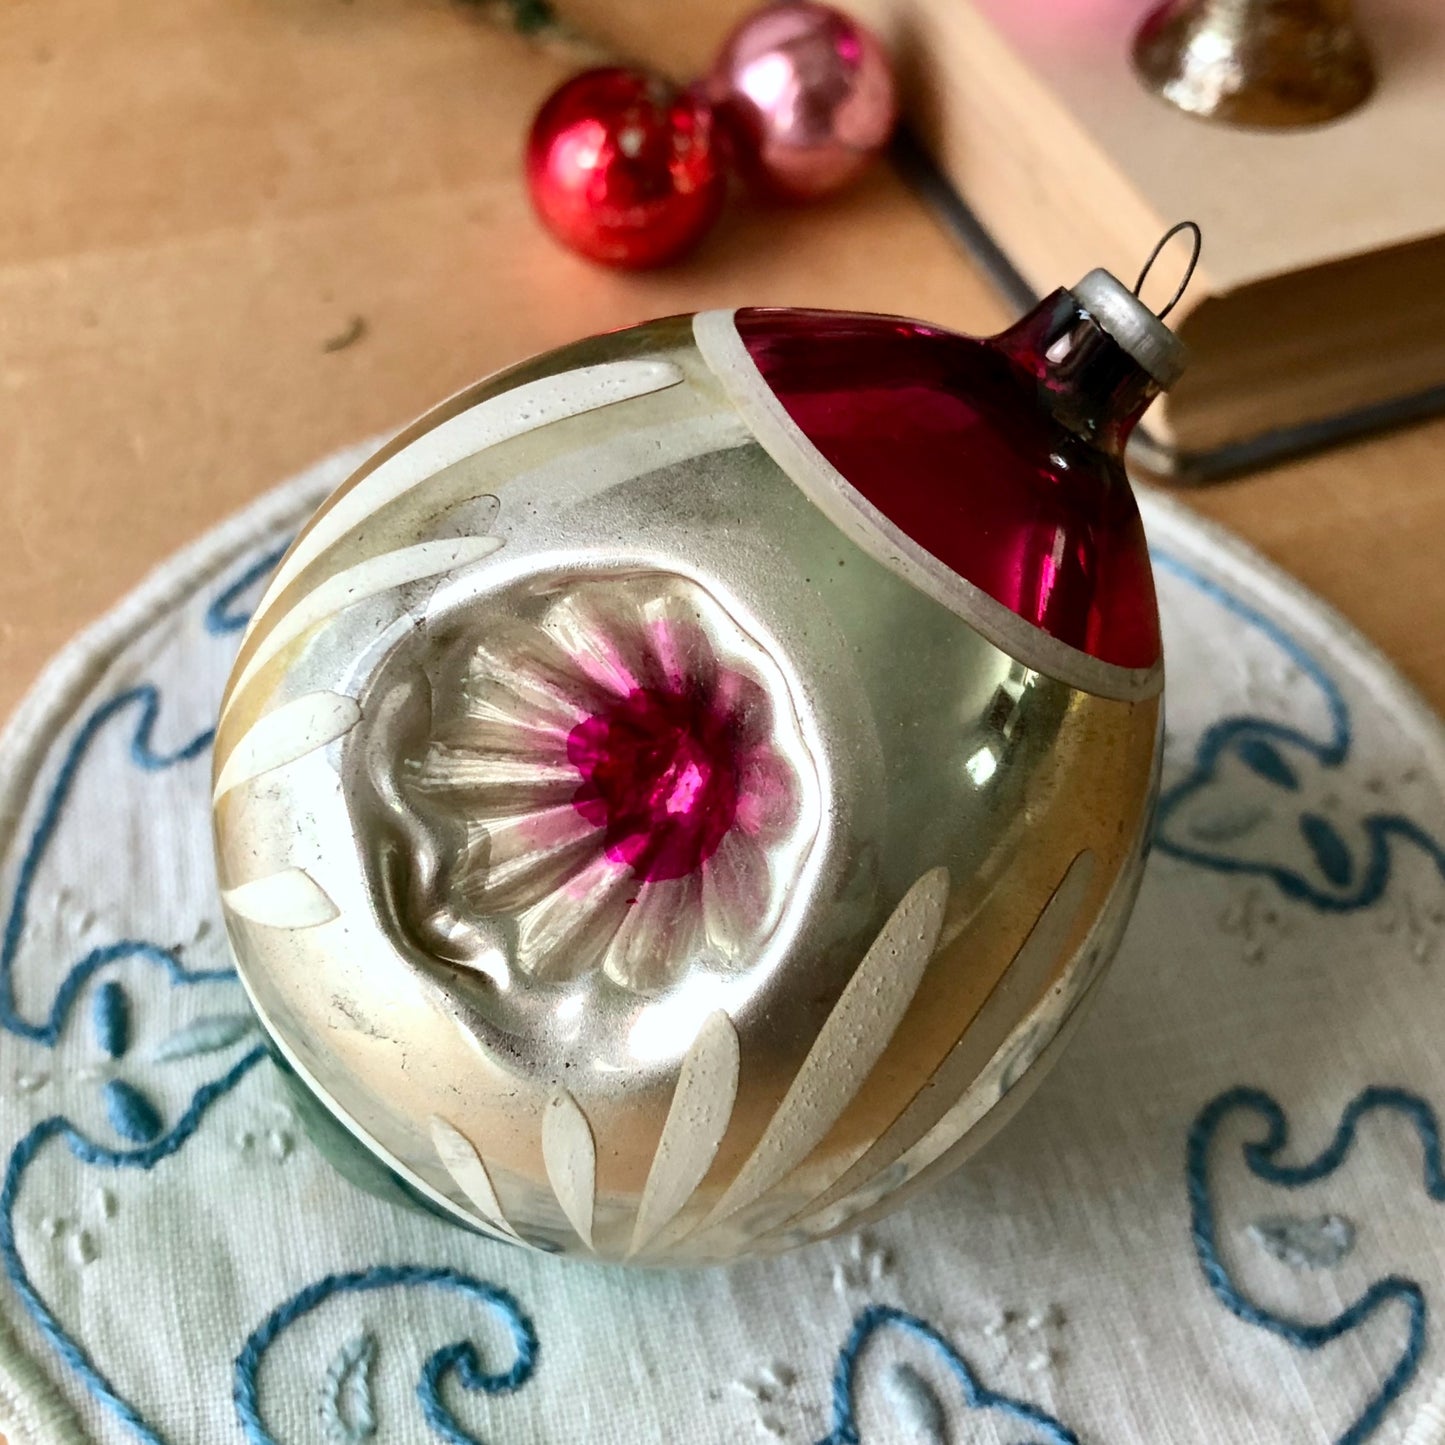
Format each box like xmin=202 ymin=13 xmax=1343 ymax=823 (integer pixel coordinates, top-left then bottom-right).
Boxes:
xmin=3 ymin=0 xmax=1444 ymax=734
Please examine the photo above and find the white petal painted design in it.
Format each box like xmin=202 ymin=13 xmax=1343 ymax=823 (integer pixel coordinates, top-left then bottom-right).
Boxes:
xmin=542 ymin=1089 xmax=597 ymax=1249
xmin=775 ymin=850 xmax=1096 ymax=1237
xmin=226 ymin=534 xmax=504 ymax=708
xmin=221 ymin=868 xmax=339 ymax=929
xmin=629 ymin=1010 xmax=741 ymax=1257
xmin=213 ymin=691 xmax=361 ymax=800
xmin=427 ymin=1116 xmax=523 ymax=1242
xmin=694 ymin=867 xmax=951 ymax=1236
xmin=263 ymin=359 xmax=683 ymax=600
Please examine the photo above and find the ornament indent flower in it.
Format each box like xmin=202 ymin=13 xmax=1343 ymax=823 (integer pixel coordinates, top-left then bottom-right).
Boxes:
xmin=402 ymin=572 xmax=819 ymax=994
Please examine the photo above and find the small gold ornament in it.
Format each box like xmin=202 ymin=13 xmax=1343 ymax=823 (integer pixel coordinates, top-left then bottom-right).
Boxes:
xmin=1133 ymin=0 xmax=1375 ymax=129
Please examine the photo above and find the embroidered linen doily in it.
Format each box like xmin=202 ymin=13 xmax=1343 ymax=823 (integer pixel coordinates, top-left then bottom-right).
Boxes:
xmin=1 ymin=444 xmax=1443 ymax=1445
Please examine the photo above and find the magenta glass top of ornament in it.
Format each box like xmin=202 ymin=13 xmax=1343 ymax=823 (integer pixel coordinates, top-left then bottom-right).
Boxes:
xmin=568 ymin=684 xmax=741 ymax=882
xmin=735 ymin=307 xmax=1161 ymax=670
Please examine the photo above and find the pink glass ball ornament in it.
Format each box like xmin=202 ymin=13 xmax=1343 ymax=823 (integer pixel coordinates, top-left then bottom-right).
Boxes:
xmin=526 ymin=66 xmax=727 ymax=268
xmin=213 ymin=265 xmax=1185 ymax=1265
xmin=704 ymin=0 xmax=898 ymax=200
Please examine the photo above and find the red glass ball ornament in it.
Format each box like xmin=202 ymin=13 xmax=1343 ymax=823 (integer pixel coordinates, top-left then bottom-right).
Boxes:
xmin=704 ymin=1 xmax=897 ymax=201
xmin=526 ymin=67 xmax=727 ymax=268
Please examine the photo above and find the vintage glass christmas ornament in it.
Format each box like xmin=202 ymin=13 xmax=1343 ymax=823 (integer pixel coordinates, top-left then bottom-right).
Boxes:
xmin=526 ymin=67 xmax=726 ymax=268
xmin=704 ymin=0 xmax=897 ymax=200
xmin=213 ymin=257 xmax=1188 ymax=1264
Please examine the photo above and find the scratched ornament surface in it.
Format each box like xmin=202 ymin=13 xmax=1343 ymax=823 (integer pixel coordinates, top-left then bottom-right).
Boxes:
xmin=0 ymin=447 xmax=1444 ymax=1445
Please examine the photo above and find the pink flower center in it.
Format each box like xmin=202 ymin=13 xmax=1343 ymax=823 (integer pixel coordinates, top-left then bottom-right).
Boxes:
xmin=567 ymin=685 xmax=741 ymax=882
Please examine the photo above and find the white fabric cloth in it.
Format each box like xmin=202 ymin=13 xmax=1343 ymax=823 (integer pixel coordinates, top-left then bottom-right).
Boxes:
xmin=0 ymin=446 xmax=1443 ymax=1445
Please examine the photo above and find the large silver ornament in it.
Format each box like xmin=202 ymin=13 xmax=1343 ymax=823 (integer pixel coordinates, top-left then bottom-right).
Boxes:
xmin=214 ymin=288 xmax=1175 ymax=1264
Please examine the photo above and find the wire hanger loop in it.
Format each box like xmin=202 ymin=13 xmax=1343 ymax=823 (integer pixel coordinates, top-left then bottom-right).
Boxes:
xmin=1133 ymin=221 xmax=1202 ymax=321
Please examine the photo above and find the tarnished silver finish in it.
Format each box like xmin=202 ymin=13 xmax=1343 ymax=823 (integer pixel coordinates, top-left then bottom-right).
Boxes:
xmin=213 ymin=312 xmax=1161 ymax=1264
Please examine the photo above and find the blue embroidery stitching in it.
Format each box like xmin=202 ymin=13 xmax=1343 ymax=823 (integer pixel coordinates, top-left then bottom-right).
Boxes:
xmin=234 ymin=1267 xmax=538 ymax=1445
xmin=818 ymin=1305 xmax=1078 ymax=1445
xmin=92 ymin=980 xmax=130 ymax=1059
xmin=418 ymin=1330 xmax=537 ymax=1445
xmin=0 ymin=545 xmax=287 ymax=1445
xmin=101 ymin=1080 xmax=163 ymax=1146
xmin=1187 ymin=1085 xmax=1445 ymax=1445
xmin=0 ymin=1049 xmax=269 ymax=1445
xmin=0 ymin=536 xmax=540 ymax=1445
xmin=1152 ymin=549 xmax=1445 ymax=910
xmin=203 ymin=542 xmax=290 ymax=636
xmin=0 ymin=683 xmax=227 ymax=1046
xmin=5 ymin=528 xmax=1445 ymax=1445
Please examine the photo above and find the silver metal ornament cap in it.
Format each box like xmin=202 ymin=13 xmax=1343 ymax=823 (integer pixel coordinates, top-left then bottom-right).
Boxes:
xmin=1070 ymin=268 xmax=1190 ymax=391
